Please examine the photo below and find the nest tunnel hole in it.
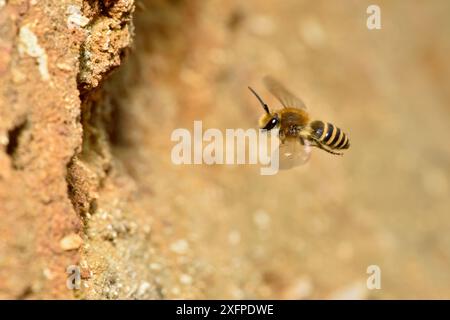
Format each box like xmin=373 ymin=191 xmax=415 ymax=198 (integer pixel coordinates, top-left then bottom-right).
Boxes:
xmin=6 ymin=118 xmax=28 ymax=159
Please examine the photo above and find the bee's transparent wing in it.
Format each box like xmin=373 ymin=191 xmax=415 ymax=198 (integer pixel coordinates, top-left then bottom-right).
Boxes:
xmin=274 ymin=137 xmax=311 ymax=170
xmin=263 ymin=76 xmax=307 ymax=110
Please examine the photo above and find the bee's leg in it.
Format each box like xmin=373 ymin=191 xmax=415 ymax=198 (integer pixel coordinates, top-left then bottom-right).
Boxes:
xmin=323 ymin=147 xmax=343 ymax=156
xmin=313 ymin=139 xmax=343 ymax=156
xmin=299 ymin=137 xmax=306 ymax=146
xmin=299 ymin=132 xmax=312 ymax=146
xmin=278 ymin=131 xmax=286 ymax=144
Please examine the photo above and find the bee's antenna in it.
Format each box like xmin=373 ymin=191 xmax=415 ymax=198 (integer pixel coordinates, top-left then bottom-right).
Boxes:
xmin=248 ymin=86 xmax=270 ymax=115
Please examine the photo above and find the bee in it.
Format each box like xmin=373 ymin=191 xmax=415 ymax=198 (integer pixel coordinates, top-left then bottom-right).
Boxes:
xmin=249 ymin=76 xmax=350 ymax=168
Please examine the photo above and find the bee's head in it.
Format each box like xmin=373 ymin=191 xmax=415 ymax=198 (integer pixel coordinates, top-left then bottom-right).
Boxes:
xmin=259 ymin=113 xmax=279 ymax=130
xmin=248 ymin=86 xmax=280 ymax=131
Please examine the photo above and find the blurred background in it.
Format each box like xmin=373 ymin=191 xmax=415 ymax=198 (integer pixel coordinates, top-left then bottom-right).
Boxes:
xmin=1 ymin=0 xmax=449 ymax=299
xmin=100 ymin=0 xmax=449 ymax=298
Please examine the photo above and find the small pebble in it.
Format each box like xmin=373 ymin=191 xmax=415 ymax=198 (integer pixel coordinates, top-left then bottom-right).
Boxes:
xmin=56 ymin=62 xmax=72 ymax=71
xmin=0 ymin=134 xmax=8 ymax=146
xmin=170 ymin=239 xmax=189 ymax=254
xmin=137 ymin=282 xmax=151 ymax=296
xmin=60 ymin=233 xmax=83 ymax=251
xmin=171 ymin=286 xmax=181 ymax=296
xmin=66 ymin=5 xmax=90 ymax=29
xmin=42 ymin=268 xmax=54 ymax=280
xmin=150 ymin=263 xmax=162 ymax=271
xmin=180 ymin=274 xmax=192 ymax=285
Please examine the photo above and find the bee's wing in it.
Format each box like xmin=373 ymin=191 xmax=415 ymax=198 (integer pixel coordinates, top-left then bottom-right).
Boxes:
xmin=263 ymin=76 xmax=307 ymax=110
xmin=275 ymin=137 xmax=311 ymax=170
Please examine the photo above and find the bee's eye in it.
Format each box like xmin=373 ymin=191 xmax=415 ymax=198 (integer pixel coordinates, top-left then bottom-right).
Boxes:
xmin=262 ymin=117 xmax=279 ymax=130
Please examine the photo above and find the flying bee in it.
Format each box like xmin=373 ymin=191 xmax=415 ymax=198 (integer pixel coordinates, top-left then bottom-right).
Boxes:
xmin=249 ymin=76 xmax=350 ymax=168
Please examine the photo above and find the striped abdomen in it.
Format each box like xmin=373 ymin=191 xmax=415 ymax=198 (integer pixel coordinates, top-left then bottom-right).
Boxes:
xmin=310 ymin=120 xmax=350 ymax=150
